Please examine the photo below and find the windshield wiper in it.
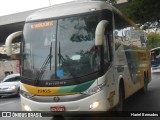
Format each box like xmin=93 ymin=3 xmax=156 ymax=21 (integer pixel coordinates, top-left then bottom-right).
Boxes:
xmin=58 ymin=41 xmax=65 ymax=63
xmin=34 ymin=42 xmax=52 ymax=85
xmin=50 ymin=42 xmax=52 ymax=70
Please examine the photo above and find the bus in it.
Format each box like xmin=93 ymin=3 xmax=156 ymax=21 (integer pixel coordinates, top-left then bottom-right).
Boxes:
xmin=150 ymin=47 xmax=160 ymax=72
xmin=5 ymin=0 xmax=151 ymax=113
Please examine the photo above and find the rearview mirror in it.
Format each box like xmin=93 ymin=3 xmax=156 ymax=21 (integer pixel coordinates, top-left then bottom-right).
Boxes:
xmin=95 ymin=20 xmax=109 ymax=46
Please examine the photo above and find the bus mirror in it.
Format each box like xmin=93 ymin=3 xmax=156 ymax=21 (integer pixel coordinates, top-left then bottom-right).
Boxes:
xmin=95 ymin=20 xmax=109 ymax=46
xmin=5 ymin=31 xmax=22 ymax=56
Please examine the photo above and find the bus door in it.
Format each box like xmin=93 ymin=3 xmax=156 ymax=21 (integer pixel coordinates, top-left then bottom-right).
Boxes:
xmin=102 ymin=32 xmax=116 ymax=107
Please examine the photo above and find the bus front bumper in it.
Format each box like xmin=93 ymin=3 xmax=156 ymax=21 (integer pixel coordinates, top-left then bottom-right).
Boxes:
xmin=20 ymin=88 xmax=112 ymax=112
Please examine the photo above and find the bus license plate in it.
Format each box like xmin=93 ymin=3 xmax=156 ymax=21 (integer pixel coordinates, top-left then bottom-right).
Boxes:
xmin=50 ymin=106 xmax=65 ymax=112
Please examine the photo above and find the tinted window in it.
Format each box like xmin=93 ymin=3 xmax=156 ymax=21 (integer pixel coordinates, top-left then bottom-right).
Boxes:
xmin=114 ymin=13 xmax=145 ymax=49
xmin=14 ymin=76 xmax=20 ymax=81
xmin=4 ymin=78 xmax=14 ymax=82
xmin=4 ymin=76 xmax=20 ymax=82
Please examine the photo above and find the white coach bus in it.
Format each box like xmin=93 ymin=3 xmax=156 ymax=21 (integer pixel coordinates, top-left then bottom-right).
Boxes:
xmin=6 ymin=0 xmax=151 ymax=113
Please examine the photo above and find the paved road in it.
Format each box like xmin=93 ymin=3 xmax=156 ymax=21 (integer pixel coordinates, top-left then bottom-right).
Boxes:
xmin=124 ymin=72 xmax=160 ymax=111
xmin=0 ymin=96 xmax=21 ymax=111
xmin=0 ymin=73 xmax=160 ymax=120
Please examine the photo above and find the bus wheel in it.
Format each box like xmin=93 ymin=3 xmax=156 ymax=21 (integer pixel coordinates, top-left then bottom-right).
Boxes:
xmin=141 ymin=74 xmax=148 ymax=94
xmin=115 ymin=84 xmax=124 ymax=111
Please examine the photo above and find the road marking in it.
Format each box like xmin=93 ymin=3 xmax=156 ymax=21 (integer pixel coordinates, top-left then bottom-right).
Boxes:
xmin=0 ymin=102 xmax=15 ymax=107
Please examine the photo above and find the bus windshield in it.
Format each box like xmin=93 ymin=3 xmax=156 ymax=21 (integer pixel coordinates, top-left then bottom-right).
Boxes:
xmin=22 ymin=14 xmax=101 ymax=81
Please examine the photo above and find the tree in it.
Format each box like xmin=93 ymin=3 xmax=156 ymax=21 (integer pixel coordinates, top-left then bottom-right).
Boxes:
xmin=122 ymin=0 xmax=160 ymax=23
xmin=121 ymin=0 xmax=160 ymax=31
xmin=146 ymin=32 xmax=160 ymax=50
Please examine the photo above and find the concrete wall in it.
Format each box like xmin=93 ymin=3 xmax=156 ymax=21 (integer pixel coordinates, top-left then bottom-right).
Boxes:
xmin=0 ymin=60 xmax=19 ymax=80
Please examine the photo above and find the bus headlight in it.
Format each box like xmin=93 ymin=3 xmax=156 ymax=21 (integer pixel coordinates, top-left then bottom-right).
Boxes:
xmin=90 ymin=101 xmax=99 ymax=109
xmin=81 ymin=82 xmax=106 ymax=95
xmin=20 ymin=90 xmax=34 ymax=99
xmin=23 ymin=104 xmax=32 ymax=111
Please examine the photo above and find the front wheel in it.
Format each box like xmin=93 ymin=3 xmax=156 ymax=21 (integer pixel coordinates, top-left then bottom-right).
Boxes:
xmin=115 ymin=84 xmax=125 ymax=111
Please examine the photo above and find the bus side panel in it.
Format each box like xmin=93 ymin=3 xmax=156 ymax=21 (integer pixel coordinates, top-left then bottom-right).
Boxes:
xmin=114 ymin=44 xmax=139 ymax=99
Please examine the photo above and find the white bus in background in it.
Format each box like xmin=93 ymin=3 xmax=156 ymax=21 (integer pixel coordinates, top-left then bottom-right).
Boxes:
xmin=150 ymin=47 xmax=160 ymax=72
xmin=6 ymin=0 xmax=151 ymax=114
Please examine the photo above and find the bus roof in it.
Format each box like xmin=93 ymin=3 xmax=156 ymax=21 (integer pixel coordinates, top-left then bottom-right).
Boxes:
xmin=150 ymin=47 xmax=160 ymax=51
xmin=26 ymin=0 xmax=113 ymax=22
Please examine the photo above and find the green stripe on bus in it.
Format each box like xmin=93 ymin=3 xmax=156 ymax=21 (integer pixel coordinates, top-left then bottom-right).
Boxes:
xmin=56 ymin=79 xmax=96 ymax=93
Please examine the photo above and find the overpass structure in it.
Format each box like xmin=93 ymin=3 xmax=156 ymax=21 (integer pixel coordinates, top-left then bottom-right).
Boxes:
xmin=0 ymin=8 xmax=43 ymax=44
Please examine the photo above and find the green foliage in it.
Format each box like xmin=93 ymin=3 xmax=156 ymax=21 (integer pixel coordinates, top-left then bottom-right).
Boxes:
xmin=146 ymin=32 xmax=160 ymax=50
xmin=122 ymin=0 xmax=160 ymax=24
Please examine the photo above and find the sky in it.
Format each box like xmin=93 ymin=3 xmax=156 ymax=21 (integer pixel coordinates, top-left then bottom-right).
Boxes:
xmin=0 ymin=0 xmax=74 ymax=16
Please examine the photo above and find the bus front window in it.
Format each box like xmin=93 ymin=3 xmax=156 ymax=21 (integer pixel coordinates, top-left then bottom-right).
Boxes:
xmin=22 ymin=14 xmax=101 ymax=81
xmin=23 ymin=21 xmax=57 ymax=80
xmin=56 ymin=15 xmax=100 ymax=79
